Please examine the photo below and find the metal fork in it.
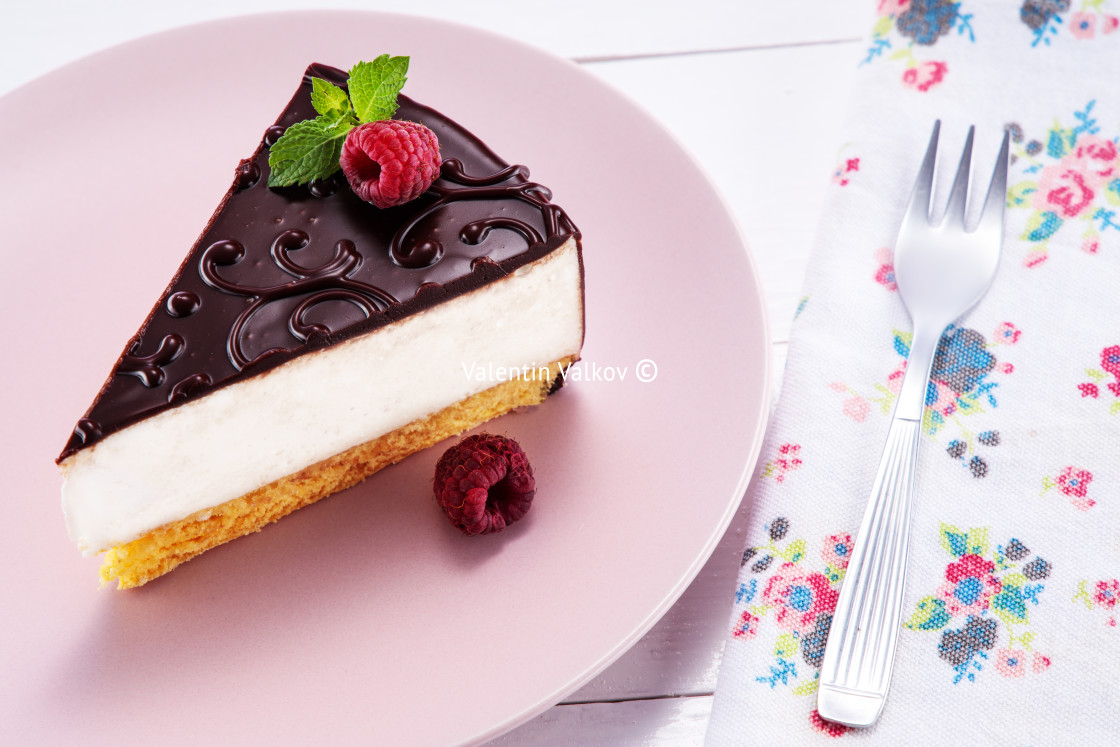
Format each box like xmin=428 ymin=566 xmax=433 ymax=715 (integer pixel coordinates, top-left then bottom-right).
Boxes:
xmin=816 ymin=122 xmax=1010 ymax=728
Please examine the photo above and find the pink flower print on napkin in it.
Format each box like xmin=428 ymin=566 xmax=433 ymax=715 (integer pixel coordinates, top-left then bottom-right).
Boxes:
xmin=1033 ymin=164 xmax=1096 ymax=218
xmin=832 ymin=157 xmax=860 ymax=186
xmin=937 ymin=554 xmax=1003 ymax=618
xmin=874 ymin=263 xmax=897 ymax=289
xmin=887 ymin=361 xmax=906 ymax=393
xmin=877 ymin=0 xmax=910 ymax=15
xmin=1093 ymin=580 xmax=1118 ymax=611
xmin=995 ymin=648 xmax=1029 ymax=678
xmin=872 ymin=247 xmax=897 ymax=290
xmin=809 ymin=709 xmax=851 ymax=738
xmin=994 ymin=322 xmax=1021 ymax=345
xmin=760 ymin=443 xmax=803 ymax=483
xmin=1007 ymin=103 xmax=1120 ymax=266
xmin=926 ymin=379 xmax=959 ymax=416
xmin=821 ymin=534 xmax=854 ymax=571
xmin=1066 ymin=9 xmax=1120 ymax=39
xmin=1042 ymin=466 xmax=1095 ymax=510
xmin=829 ymin=382 xmax=878 ymax=422
xmin=1074 ymin=579 xmax=1119 ymax=627
xmin=1079 ymin=382 xmax=1100 ymax=398
xmin=761 ymin=563 xmax=840 ymax=634
xmin=902 ymin=60 xmax=948 ymax=92
xmin=732 ymin=610 xmax=761 ymax=640
xmin=1065 ymin=135 xmax=1120 ymax=185
xmin=842 ymin=396 xmax=871 ymax=422
xmin=1057 ymin=466 xmax=1093 ymax=498
xmin=1079 ymin=345 xmax=1120 ymax=412
xmin=1102 ymin=345 xmax=1120 ymax=378
xmin=1070 ymin=12 xmax=1097 ymax=38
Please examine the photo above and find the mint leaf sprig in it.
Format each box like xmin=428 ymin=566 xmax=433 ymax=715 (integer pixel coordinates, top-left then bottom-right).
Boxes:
xmin=267 ymin=56 xmax=409 ymax=188
xmin=348 ymin=55 xmax=409 ymax=123
xmin=266 ymin=112 xmax=354 ymax=187
xmin=309 ymin=77 xmax=353 ymax=121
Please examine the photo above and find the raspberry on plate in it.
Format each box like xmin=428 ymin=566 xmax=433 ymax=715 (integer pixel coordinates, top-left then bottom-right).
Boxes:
xmin=433 ymin=434 xmax=536 ymax=535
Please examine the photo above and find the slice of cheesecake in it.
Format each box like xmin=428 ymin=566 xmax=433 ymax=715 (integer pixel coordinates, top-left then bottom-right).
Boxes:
xmin=58 ymin=63 xmax=585 ymax=589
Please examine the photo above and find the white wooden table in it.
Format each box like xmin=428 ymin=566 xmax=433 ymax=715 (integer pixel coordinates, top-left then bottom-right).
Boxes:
xmin=2 ymin=1 xmax=868 ymax=741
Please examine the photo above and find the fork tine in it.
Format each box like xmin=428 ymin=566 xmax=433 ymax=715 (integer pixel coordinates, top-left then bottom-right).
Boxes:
xmin=904 ymin=120 xmax=940 ymax=227
xmin=978 ymin=129 xmax=1011 ymax=228
xmin=942 ymin=125 xmax=976 ymax=230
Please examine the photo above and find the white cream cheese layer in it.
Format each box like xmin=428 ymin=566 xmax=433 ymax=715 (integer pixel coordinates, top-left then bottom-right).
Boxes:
xmin=61 ymin=240 xmax=583 ymax=554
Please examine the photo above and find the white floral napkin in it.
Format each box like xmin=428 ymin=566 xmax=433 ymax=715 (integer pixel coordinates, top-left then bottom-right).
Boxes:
xmin=707 ymin=1 xmax=1120 ymax=743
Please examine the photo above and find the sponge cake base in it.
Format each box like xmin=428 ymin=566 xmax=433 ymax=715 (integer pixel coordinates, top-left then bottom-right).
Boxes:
xmin=99 ymin=356 xmax=574 ymax=589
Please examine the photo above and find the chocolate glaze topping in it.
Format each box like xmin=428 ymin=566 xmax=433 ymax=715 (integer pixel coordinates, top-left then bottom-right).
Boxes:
xmin=59 ymin=63 xmax=580 ymax=461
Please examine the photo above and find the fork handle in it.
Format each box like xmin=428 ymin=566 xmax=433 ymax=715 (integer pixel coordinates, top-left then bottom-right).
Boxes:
xmin=816 ymin=324 xmax=940 ymax=727
xmin=894 ymin=320 xmax=943 ymax=420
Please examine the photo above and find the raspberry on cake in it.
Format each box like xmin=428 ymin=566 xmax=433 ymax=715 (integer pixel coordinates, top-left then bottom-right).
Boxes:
xmin=57 ymin=60 xmax=585 ymax=588
xmin=340 ymin=120 xmax=442 ymax=208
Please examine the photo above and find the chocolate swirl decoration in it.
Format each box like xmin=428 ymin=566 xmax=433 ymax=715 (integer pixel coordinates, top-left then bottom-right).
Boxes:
xmin=169 ymin=373 xmax=214 ymax=405
xmin=118 ymin=334 xmax=185 ymax=387
xmin=71 ymin=418 xmax=103 ymax=446
xmin=389 ymin=160 xmax=571 ymax=268
xmin=199 ymin=229 xmax=397 ymax=371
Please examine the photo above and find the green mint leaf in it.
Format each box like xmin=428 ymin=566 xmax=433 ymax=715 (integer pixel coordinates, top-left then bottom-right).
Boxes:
xmin=267 ymin=114 xmax=354 ymax=187
xmin=348 ymin=55 xmax=409 ymax=123
xmin=310 ymin=77 xmax=353 ymax=120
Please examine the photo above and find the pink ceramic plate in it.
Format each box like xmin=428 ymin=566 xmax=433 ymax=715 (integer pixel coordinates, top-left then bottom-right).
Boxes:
xmin=0 ymin=12 xmax=769 ymax=745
